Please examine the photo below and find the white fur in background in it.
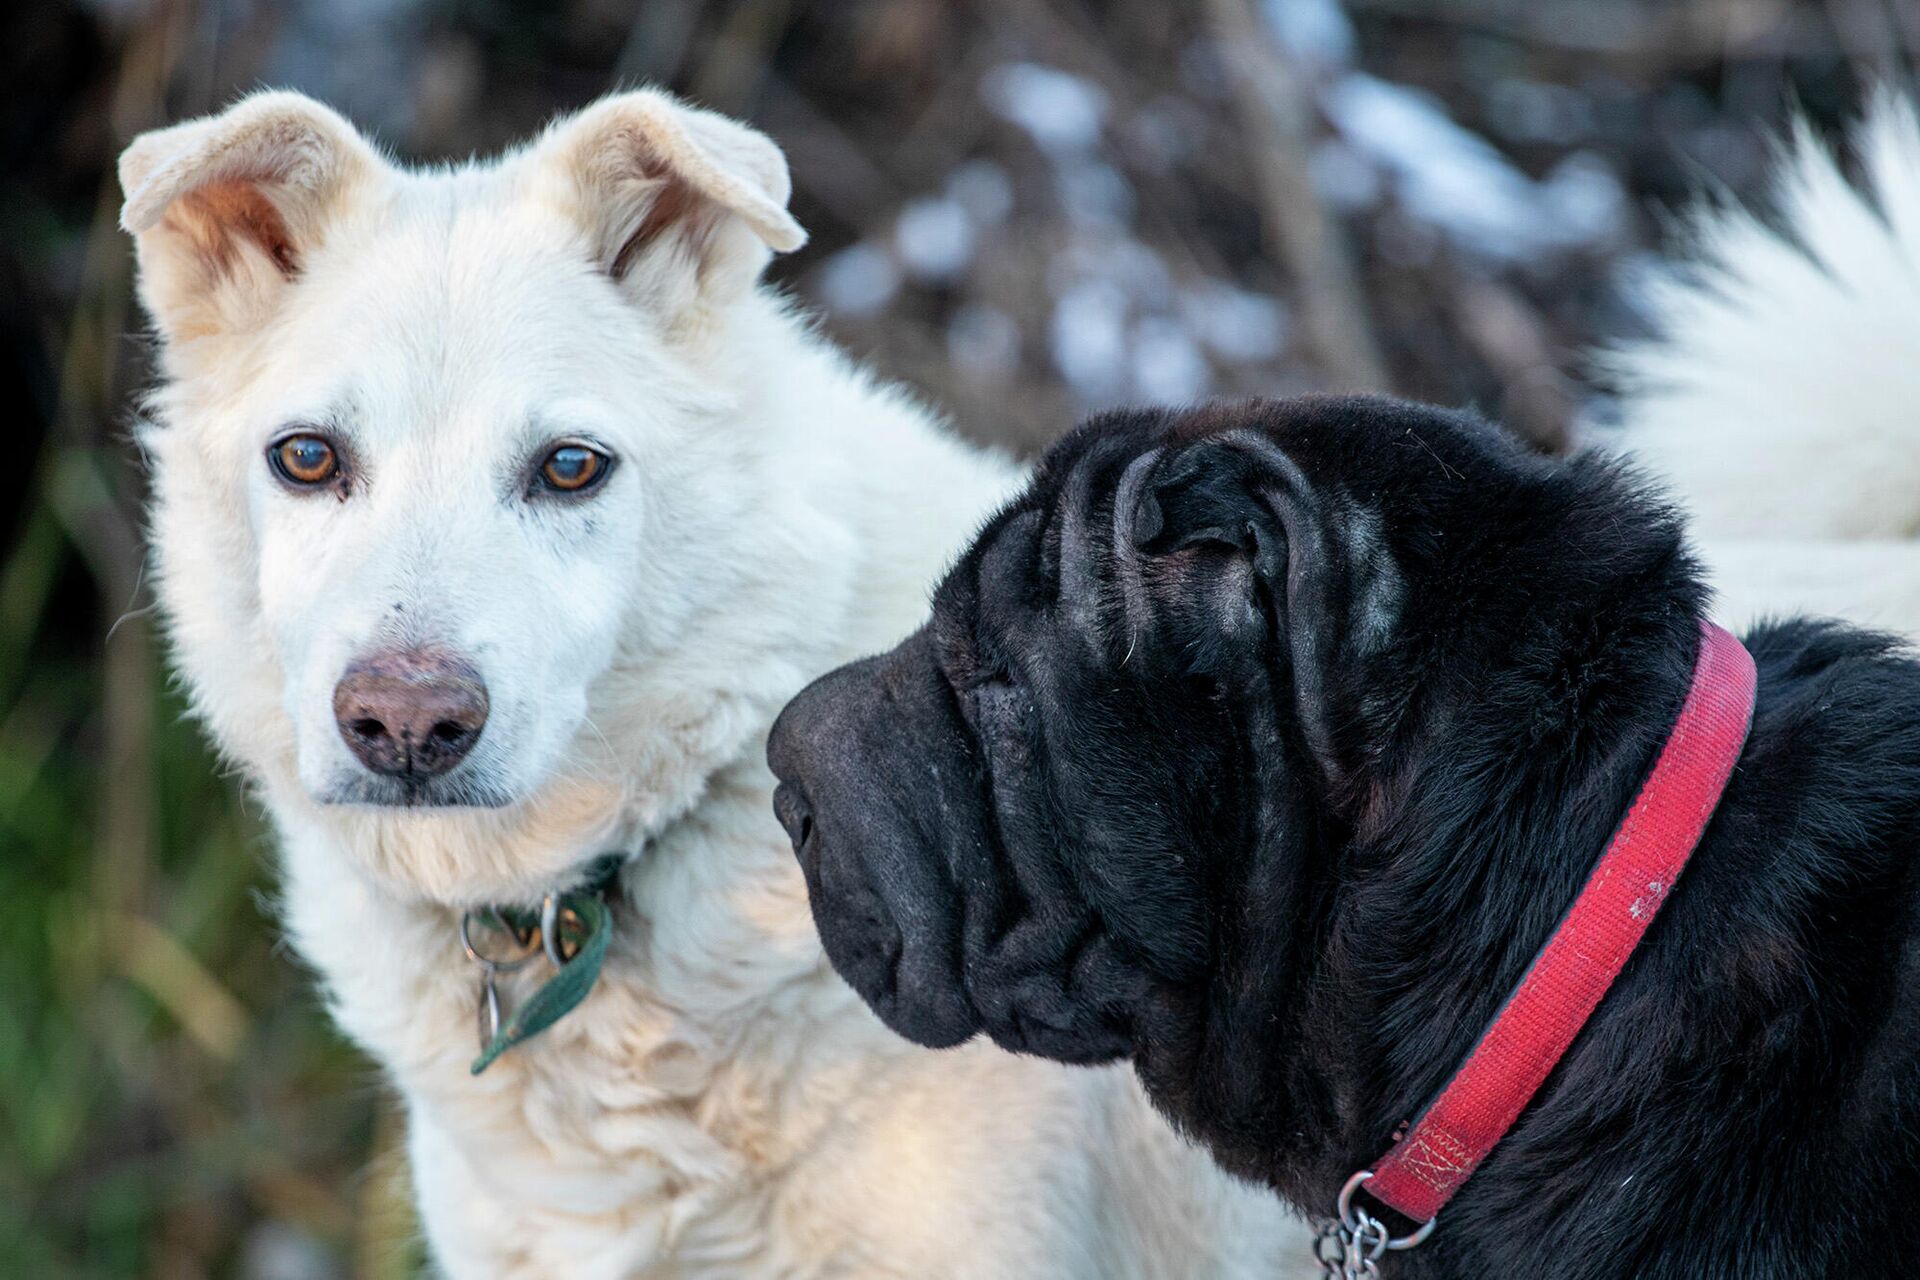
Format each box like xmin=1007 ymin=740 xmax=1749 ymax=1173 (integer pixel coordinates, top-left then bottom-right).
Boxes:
xmin=1602 ymin=90 xmax=1920 ymax=635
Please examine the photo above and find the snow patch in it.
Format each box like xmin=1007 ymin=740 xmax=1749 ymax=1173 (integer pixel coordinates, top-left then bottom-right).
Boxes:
xmin=1051 ymin=279 xmax=1131 ymax=401
xmin=1323 ymin=73 xmax=1623 ymax=262
xmin=1542 ymin=150 xmax=1627 ymax=247
xmin=1261 ymin=0 xmax=1356 ymax=69
xmin=895 ymin=196 xmax=975 ymax=282
xmin=1131 ymin=316 xmax=1211 ymax=403
xmin=1182 ymin=283 xmax=1291 ymax=363
xmin=1056 ymin=157 xmax=1137 ymax=228
xmin=983 ymin=63 xmax=1109 ymax=154
xmin=947 ymin=159 xmax=1014 ymax=227
xmin=817 ymin=243 xmax=900 ymax=317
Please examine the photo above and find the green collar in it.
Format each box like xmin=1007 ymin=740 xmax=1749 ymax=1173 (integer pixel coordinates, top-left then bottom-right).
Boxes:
xmin=463 ymin=854 xmax=625 ymax=1075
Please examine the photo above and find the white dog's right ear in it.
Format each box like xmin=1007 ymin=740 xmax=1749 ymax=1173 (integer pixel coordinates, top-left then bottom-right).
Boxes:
xmin=526 ymin=90 xmax=807 ymax=335
xmin=119 ymin=91 xmax=382 ymax=347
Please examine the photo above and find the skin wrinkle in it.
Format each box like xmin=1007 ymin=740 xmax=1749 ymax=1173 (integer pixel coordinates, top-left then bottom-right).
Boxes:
xmin=1110 ymin=449 xmax=1164 ymax=651
xmin=1056 ymin=459 xmax=1106 ymax=652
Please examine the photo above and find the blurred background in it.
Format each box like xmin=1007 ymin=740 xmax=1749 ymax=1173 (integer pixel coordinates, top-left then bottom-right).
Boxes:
xmin=2 ymin=0 xmax=1913 ymax=1275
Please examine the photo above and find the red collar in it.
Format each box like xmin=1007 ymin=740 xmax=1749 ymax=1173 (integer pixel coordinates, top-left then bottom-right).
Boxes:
xmin=1337 ymin=621 xmax=1757 ymax=1251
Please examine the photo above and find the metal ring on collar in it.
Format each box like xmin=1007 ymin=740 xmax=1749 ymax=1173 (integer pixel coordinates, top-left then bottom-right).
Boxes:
xmin=1339 ymin=1170 xmax=1438 ymax=1251
xmin=460 ymin=908 xmax=541 ymax=972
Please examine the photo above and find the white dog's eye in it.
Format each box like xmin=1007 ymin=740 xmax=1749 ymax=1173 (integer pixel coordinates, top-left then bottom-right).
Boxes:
xmin=269 ymin=431 xmax=344 ymax=489
xmin=537 ymin=443 xmax=613 ymax=495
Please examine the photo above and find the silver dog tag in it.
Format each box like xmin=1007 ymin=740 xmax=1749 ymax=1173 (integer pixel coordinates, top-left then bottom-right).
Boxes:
xmin=477 ymin=972 xmax=502 ymax=1052
xmin=462 ymin=908 xmax=538 ymax=1053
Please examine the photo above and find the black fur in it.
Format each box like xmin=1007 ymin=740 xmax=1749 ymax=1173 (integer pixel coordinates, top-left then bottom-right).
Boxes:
xmin=766 ymin=396 xmax=1920 ymax=1278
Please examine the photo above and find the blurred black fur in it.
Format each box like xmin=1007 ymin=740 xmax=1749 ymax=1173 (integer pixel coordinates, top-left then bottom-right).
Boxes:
xmin=768 ymin=396 xmax=1920 ymax=1278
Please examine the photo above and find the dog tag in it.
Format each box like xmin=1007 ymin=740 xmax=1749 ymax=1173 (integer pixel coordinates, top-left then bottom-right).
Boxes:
xmin=461 ymin=907 xmax=541 ymax=1055
xmin=477 ymin=971 xmax=503 ymax=1053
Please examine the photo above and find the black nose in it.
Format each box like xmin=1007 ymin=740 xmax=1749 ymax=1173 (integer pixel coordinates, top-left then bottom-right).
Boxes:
xmin=332 ymin=647 xmax=489 ymax=778
xmin=772 ymin=781 xmax=814 ymax=853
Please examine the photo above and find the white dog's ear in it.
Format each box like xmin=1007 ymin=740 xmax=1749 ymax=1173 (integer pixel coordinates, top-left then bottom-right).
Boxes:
xmin=527 ymin=90 xmax=806 ymax=331
xmin=119 ymin=92 xmax=381 ymax=347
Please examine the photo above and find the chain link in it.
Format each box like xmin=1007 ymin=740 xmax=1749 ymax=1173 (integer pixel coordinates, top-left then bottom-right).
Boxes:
xmin=1311 ymin=1169 xmax=1436 ymax=1274
xmin=1314 ymin=1211 xmax=1388 ymax=1279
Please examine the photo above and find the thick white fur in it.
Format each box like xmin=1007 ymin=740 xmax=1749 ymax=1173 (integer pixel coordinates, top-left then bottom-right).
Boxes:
xmin=1602 ymin=90 xmax=1920 ymax=635
xmin=124 ymin=91 xmax=1311 ymax=1278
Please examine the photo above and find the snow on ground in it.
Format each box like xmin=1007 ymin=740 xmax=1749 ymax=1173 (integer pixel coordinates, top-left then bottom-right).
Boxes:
xmin=1322 ymin=72 xmax=1626 ymax=263
xmin=825 ymin=31 xmax=1625 ymax=418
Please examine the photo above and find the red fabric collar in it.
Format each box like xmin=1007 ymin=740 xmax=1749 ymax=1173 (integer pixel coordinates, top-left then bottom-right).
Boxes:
xmin=1362 ymin=620 xmax=1757 ymax=1228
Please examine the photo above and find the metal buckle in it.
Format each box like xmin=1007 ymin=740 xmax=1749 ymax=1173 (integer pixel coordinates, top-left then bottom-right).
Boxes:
xmin=1313 ymin=1170 xmax=1436 ymax=1277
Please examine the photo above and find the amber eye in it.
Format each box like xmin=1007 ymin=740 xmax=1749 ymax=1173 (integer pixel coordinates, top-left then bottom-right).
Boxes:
xmin=269 ymin=433 xmax=342 ymax=487
xmin=537 ymin=444 xmax=611 ymax=494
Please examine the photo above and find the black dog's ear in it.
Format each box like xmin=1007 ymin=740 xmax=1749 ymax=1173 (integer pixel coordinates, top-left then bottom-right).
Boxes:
xmin=1130 ymin=447 xmax=1285 ymax=579
xmin=1131 ymin=434 xmax=1378 ymax=793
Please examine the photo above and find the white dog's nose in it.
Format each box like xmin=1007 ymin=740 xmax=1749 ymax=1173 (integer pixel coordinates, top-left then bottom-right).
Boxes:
xmin=332 ymin=647 xmax=489 ymax=778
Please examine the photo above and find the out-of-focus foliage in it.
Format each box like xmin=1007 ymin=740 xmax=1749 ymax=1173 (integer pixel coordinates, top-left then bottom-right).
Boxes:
xmin=2 ymin=0 xmax=1910 ymax=1274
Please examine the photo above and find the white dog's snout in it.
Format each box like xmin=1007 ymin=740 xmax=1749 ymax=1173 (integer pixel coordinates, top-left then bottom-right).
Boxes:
xmin=332 ymin=645 xmax=490 ymax=780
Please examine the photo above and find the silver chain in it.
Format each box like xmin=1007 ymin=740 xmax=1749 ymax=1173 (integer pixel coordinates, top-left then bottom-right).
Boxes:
xmin=1314 ymin=1210 xmax=1388 ymax=1279
xmin=1312 ymin=1170 xmax=1436 ymax=1278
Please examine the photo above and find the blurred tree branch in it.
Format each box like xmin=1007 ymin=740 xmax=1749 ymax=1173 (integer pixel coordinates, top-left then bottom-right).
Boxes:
xmin=1204 ymin=0 xmax=1389 ymax=391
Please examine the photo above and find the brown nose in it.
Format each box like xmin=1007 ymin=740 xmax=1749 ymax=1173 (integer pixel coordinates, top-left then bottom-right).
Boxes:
xmin=332 ymin=648 xmax=489 ymax=778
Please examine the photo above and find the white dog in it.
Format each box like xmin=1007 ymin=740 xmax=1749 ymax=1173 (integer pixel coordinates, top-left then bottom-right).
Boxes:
xmin=1603 ymin=90 xmax=1920 ymax=633
xmin=120 ymin=91 xmax=1310 ymax=1278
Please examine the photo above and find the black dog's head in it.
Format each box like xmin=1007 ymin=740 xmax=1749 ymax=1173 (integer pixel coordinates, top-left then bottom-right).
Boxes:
xmin=768 ymin=396 xmax=1693 ymax=1113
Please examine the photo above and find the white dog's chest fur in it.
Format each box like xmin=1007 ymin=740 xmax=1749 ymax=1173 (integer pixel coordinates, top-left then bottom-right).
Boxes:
xmin=281 ymin=757 xmax=1298 ymax=1279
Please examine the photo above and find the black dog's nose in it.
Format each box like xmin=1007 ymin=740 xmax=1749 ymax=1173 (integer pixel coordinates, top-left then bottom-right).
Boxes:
xmin=769 ymin=685 xmax=830 ymax=855
xmin=772 ymin=781 xmax=815 ymax=852
xmin=333 ymin=647 xmax=489 ymax=778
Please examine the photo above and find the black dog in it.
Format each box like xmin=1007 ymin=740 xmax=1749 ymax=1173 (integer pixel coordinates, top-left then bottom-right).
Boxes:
xmin=767 ymin=397 xmax=1920 ymax=1278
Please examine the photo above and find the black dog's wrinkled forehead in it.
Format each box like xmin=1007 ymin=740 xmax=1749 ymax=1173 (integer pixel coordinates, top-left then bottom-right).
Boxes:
xmin=952 ymin=395 xmax=1525 ymax=569
xmin=929 ymin=396 xmax=1530 ymax=670
xmin=771 ymin=394 xmax=1595 ymax=1068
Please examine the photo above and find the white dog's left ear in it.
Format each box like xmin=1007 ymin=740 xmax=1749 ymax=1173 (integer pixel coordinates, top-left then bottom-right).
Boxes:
xmin=119 ymin=92 xmax=384 ymax=349
xmin=529 ymin=90 xmax=807 ymax=330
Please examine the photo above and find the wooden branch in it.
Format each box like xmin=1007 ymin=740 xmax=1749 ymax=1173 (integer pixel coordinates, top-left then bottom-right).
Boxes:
xmin=1447 ymin=277 xmax=1574 ymax=454
xmin=1203 ymin=0 xmax=1389 ymax=391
